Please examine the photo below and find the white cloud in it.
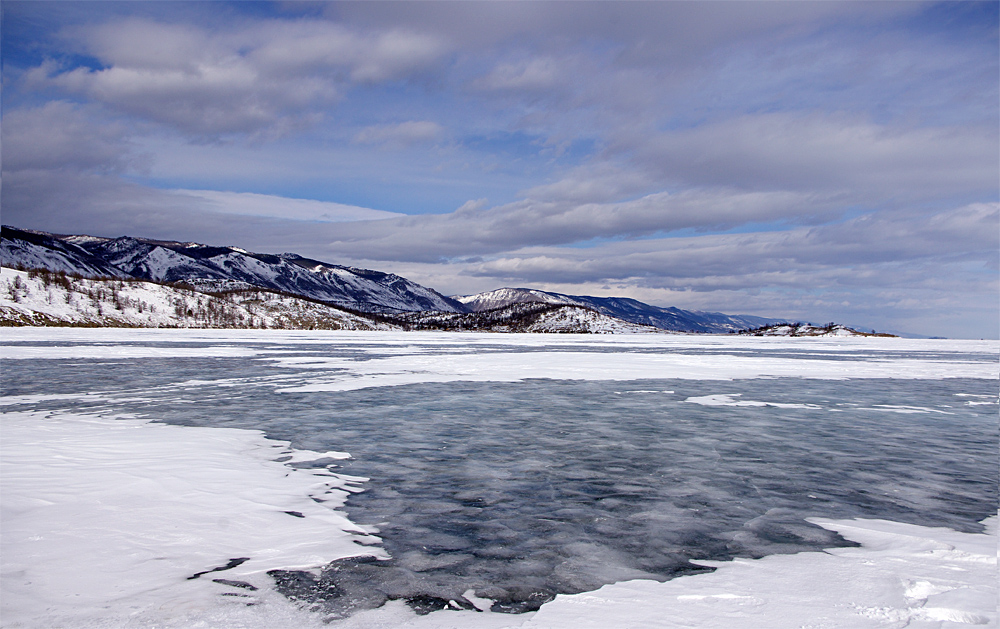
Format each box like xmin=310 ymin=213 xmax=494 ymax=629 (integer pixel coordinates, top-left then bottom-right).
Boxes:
xmin=353 ymin=121 xmax=443 ymax=146
xmin=1 ymin=102 xmax=145 ymax=173
xmin=634 ymin=113 xmax=998 ymax=198
xmin=314 ymin=188 xmax=834 ymax=262
xmin=457 ymin=202 xmax=1000 ymax=288
xmin=456 ymin=198 xmax=488 ymax=213
xmin=349 ymin=29 xmax=448 ymax=82
xmin=175 ymin=190 xmax=404 ymax=223
xmin=33 ymin=18 xmax=449 ymax=138
xmin=521 ymin=164 xmax=650 ymax=204
xmin=476 ymin=57 xmax=562 ymax=92
xmin=5 ymin=2 xmax=997 ymax=337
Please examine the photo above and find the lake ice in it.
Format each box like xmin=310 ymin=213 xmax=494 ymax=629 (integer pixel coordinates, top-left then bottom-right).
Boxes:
xmin=1 ymin=330 xmax=997 ymax=628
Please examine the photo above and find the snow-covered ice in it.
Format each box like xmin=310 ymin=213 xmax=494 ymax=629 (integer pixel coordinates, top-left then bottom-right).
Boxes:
xmin=1 ymin=329 xmax=996 ymax=628
xmin=266 ymin=348 xmax=996 ymax=393
xmin=1 ymin=409 xmax=382 ymax=628
xmin=521 ymin=516 xmax=997 ymax=629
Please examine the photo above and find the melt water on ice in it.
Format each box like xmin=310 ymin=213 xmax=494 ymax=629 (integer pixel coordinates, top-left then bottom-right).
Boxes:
xmin=1 ymin=330 xmax=997 ymax=628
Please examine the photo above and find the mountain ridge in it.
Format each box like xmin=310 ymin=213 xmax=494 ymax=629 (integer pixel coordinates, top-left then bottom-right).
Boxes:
xmin=2 ymin=226 xmax=884 ymax=335
xmin=455 ymin=287 xmax=784 ymax=333
xmin=2 ymin=226 xmax=463 ymax=314
xmin=0 ymin=267 xmax=665 ymax=333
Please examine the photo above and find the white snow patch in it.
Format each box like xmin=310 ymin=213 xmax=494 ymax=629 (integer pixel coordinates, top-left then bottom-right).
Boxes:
xmin=684 ymin=394 xmax=821 ymax=409
xmin=269 ymin=350 xmax=996 ymax=393
xmin=1 ymin=410 xmax=384 ymax=628
xmin=518 ymin=516 xmax=998 ymax=629
xmin=279 ymin=448 xmax=352 ymax=462
xmin=869 ymin=404 xmax=956 ymax=414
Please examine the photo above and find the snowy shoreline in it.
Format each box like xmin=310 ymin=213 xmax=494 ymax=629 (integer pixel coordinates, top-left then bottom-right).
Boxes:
xmin=2 ymin=329 xmax=997 ymax=628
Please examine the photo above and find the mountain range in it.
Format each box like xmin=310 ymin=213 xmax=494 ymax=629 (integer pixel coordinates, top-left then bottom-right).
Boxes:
xmin=2 ymin=226 xmax=805 ymax=334
xmin=455 ymin=288 xmax=779 ymax=333
xmin=1 ymin=226 xmax=461 ymax=313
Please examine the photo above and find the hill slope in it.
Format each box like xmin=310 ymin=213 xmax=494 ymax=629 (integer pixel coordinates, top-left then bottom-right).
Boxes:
xmin=0 ymin=267 xmax=396 ymax=330
xmin=2 ymin=226 xmax=463 ymax=313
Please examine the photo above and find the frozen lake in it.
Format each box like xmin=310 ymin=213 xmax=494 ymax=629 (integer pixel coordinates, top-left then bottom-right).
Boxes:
xmin=1 ymin=329 xmax=997 ymax=627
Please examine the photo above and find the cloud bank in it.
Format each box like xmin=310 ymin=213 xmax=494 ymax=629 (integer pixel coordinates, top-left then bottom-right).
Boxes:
xmin=2 ymin=1 xmax=997 ymax=337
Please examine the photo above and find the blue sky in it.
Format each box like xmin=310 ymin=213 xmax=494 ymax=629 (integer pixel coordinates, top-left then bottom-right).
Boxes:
xmin=2 ymin=1 xmax=997 ymax=337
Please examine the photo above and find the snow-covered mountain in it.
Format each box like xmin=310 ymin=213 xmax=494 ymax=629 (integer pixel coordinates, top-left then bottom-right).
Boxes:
xmin=0 ymin=267 xmax=397 ymax=330
xmin=0 ymin=268 xmax=666 ymax=334
xmin=2 ymin=226 xmax=463 ymax=313
xmin=0 ymin=228 xmax=130 ymax=279
xmin=456 ymin=287 xmax=783 ymax=333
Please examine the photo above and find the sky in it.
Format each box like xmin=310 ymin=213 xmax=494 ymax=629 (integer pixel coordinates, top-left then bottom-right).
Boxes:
xmin=2 ymin=1 xmax=997 ymax=338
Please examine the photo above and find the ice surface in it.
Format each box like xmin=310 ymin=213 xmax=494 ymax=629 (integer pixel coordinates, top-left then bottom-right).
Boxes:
xmin=2 ymin=329 xmax=997 ymax=628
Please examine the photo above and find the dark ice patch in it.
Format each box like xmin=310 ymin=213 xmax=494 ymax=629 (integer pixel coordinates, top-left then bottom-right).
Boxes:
xmin=187 ymin=557 xmax=250 ymax=580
